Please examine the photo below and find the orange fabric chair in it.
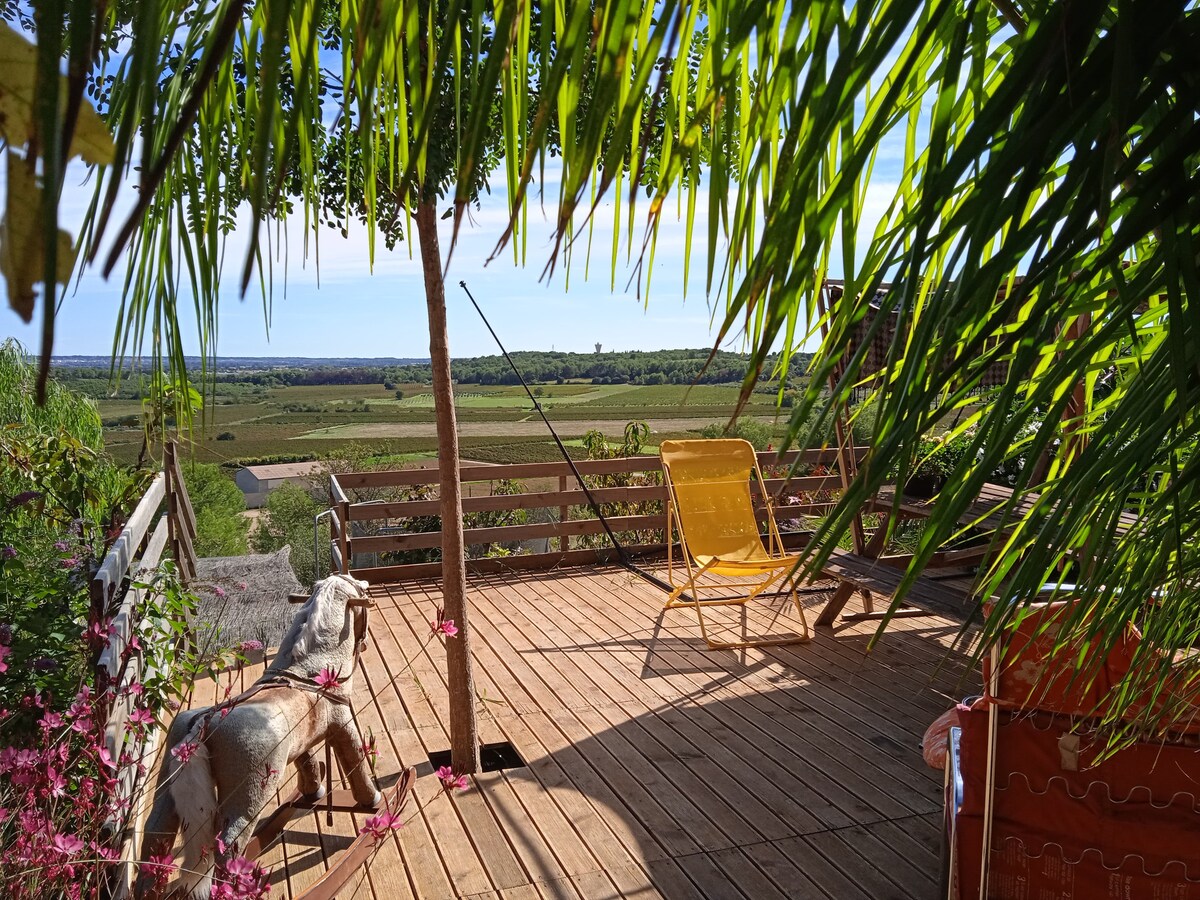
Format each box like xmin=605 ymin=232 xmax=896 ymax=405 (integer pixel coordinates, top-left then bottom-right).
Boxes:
xmin=940 ymin=595 xmax=1200 ymax=899
xmin=659 ymin=439 xmax=811 ymax=648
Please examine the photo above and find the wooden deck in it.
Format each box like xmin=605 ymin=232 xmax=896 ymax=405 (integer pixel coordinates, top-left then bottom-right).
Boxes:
xmin=224 ymin=564 xmax=979 ymax=899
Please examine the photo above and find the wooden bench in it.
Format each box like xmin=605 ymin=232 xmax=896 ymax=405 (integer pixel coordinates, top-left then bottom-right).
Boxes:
xmin=814 ymin=546 xmax=977 ymax=626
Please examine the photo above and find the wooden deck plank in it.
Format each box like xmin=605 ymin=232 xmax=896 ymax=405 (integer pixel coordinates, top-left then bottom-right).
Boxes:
xmin=540 ymin=573 xmax=912 ymax=830
xmin=454 ymin=770 xmax=545 ymax=892
xmin=738 ymin=839 xmax=836 ymax=899
xmin=603 ymin=568 xmax=957 ymax=770
xmin=775 ymin=835 xmax=876 ymax=900
xmin=371 ymin=587 xmax=501 ymax=898
xmin=493 ymin=572 xmax=837 ymax=838
xmin=547 ymin=571 xmax=944 ymax=818
xmin=827 ymin=820 xmax=940 ymax=899
xmin=805 ymin=827 xmax=923 ymax=900
xmin=478 ymin=577 xmax=788 ymax=848
xmin=517 ymin=710 xmax=670 ymax=864
xmin=705 ymin=848 xmax=796 ymax=900
xmin=625 ymin=565 xmax=966 ymax=742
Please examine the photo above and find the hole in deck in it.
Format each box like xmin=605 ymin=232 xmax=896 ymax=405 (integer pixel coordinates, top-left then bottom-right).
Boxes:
xmin=428 ymin=741 xmax=525 ymax=773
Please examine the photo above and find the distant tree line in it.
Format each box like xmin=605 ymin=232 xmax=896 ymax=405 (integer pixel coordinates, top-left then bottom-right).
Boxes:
xmin=437 ymin=349 xmax=815 ymax=386
xmin=54 ymin=348 xmax=815 ymax=392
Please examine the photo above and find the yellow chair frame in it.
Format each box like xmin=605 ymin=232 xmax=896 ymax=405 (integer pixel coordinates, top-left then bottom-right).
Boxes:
xmin=660 ymin=438 xmax=811 ymax=649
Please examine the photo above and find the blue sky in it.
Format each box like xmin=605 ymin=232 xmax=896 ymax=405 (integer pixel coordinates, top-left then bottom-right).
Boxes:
xmin=2 ymin=163 xmax=902 ymax=361
xmin=0 ymin=171 xmax=758 ymax=359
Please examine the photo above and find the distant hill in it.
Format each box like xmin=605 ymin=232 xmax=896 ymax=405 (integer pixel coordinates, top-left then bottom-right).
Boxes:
xmin=51 ymin=356 xmax=430 ymax=370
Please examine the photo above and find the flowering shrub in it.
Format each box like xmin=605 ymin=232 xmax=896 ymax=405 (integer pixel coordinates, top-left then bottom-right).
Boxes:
xmin=0 ymin=433 xmax=150 ymax=729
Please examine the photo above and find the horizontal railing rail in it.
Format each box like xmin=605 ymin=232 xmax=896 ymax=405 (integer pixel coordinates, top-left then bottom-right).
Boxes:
xmin=329 ymin=447 xmax=863 ymax=582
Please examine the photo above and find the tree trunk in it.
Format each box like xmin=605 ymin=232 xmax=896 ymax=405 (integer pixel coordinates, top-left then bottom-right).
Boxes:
xmin=415 ymin=199 xmax=480 ymax=774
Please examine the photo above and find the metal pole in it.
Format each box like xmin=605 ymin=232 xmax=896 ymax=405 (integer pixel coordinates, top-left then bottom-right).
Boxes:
xmin=459 ymin=280 xmax=681 ymax=597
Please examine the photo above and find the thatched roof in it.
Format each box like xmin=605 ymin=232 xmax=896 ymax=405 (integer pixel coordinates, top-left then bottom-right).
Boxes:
xmin=192 ymin=546 xmax=304 ymax=654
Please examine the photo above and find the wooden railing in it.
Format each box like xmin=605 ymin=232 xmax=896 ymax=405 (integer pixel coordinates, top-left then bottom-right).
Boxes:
xmin=330 ymin=447 xmax=864 ymax=583
xmin=93 ymin=441 xmax=195 ymax=898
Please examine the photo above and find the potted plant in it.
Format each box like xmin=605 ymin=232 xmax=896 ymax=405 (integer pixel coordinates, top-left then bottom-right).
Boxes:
xmin=905 ymin=434 xmax=971 ymax=499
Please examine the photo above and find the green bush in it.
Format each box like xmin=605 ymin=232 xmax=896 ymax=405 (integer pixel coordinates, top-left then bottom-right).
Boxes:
xmin=0 ymin=350 xmax=149 ymax=725
xmin=183 ymin=463 xmax=249 ymax=556
xmin=252 ymin=482 xmax=328 ymax=587
xmin=699 ymin=417 xmax=773 ymax=450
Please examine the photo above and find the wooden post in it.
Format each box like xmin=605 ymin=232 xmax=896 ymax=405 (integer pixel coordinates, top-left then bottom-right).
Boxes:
xmin=559 ymin=474 xmax=570 ymax=552
xmin=818 ymin=284 xmax=869 ymax=554
xmin=416 ymin=199 xmax=481 ymax=775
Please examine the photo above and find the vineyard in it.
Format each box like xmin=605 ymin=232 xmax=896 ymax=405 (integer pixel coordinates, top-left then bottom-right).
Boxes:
xmin=96 ymin=380 xmax=792 ymax=468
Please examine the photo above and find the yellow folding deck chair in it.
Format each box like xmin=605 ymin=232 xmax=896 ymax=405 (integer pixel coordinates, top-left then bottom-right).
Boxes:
xmin=660 ymin=438 xmax=811 ymax=649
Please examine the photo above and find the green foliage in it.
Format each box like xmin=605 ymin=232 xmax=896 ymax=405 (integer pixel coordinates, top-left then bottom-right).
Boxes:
xmin=183 ymin=463 xmax=248 ymax=557
xmin=575 ymin=421 xmax=662 ymax=549
xmin=465 ymin=480 xmax=529 ymax=560
xmin=581 ymin=421 xmax=651 ymax=460
xmin=700 ymin=418 xmax=774 ymax=451
xmin=0 ymin=422 xmax=147 ymax=722
xmin=394 ymin=390 xmax=405 ymax=401
xmin=251 ymin=482 xmax=327 ymax=588
xmin=0 ymin=340 xmax=102 ymax=449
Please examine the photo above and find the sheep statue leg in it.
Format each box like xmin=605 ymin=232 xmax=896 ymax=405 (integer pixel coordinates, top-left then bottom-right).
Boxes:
xmin=328 ymin=706 xmax=381 ymax=807
xmin=295 ymin=747 xmax=325 ymax=800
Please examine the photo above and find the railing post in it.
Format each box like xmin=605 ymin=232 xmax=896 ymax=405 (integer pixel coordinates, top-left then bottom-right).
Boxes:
xmin=559 ymin=474 xmax=569 ymax=552
xmin=338 ymin=500 xmax=350 ymax=573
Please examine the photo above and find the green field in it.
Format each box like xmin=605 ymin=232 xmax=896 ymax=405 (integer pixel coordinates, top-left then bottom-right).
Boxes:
xmin=98 ymin=380 xmax=792 ymax=467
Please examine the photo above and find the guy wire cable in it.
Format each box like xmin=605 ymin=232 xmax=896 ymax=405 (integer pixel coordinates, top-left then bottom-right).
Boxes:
xmin=459 ymin=280 xmax=679 ymax=596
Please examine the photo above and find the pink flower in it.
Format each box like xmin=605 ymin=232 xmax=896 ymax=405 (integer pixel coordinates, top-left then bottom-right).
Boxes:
xmin=213 ymin=586 xmax=227 ymax=599
xmin=125 ymin=681 xmax=145 ymax=697
xmin=39 ymin=711 xmax=64 ymax=730
xmin=212 ymin=855 xmax=270 ymax=900
xmin=84 ymin=618 xmax=115 ymax=645
xmin=237 ymin=581 xmax=248 ymax=591
xmin=60 ymin=556 xmax=79 ymax=568
xmin=436 ymin=766 xmax=469 ymax=792
xmin=359 ymin=810 xmax=403 ymax=839
xmin=144 ymin=853 xmax=176 ymax=885
xmin=92 ymin=841 xmax=121 ymax=861
xmin=54 ymin=540 xmax=71 ymax=552
xmin=46 ymin=768 xmax=68 ymax=797
xmin=171 ymin=740 xmax=199 ymax=764
xmin=238 ymin=639 xmax=264 ymax=652
xmin=127 ymin=707 xmax=154 ymax=730
xmin=67 ymin=699 xmax=91 ymax=719
xmin=314 ymin=667 xmax=341 ymax=691
xmin=97 ymin=746 xmax=116 ymax=769
xmin=431 ymin=618 xmax=459 ymax=638
xmin=14 ymin=748 xmax=38 ymax=769
xmin=52 ymin=832 xmax=86 ymax=856
xmin=0 ymin=644 xmax=10 ymax=674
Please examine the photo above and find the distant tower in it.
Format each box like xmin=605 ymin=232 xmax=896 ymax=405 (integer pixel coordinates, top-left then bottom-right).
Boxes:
xmin=594 ymin=342 xmax=602 ymax=353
